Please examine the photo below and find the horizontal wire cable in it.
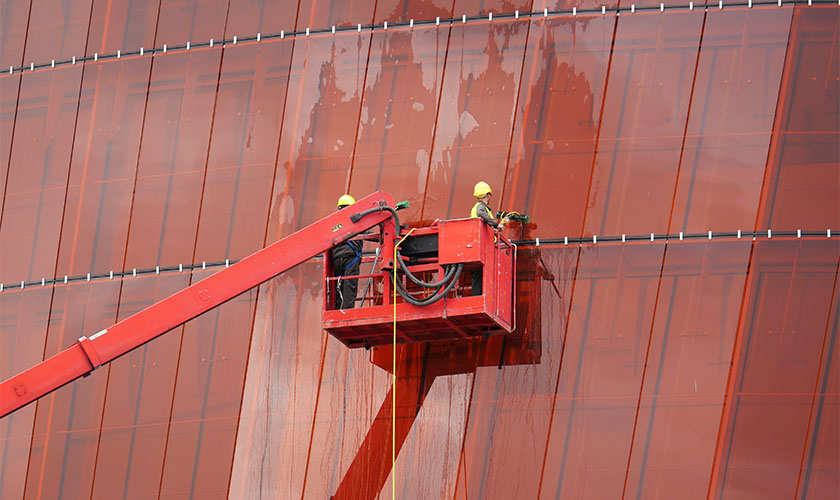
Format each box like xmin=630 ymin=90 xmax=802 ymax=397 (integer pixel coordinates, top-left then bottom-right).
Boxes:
xmin=512 ymin=229 xmax=837 ymax=248
xmin=0 ymin=259 xmax=243 ymax=292
xmin=2 ymin=0 xmax=836 ymax=76
xmin=0 ymin=229 xmax=834 ymax=292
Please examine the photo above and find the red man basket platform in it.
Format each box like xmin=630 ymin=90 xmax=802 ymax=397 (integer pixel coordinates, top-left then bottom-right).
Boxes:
xmin=323 ymin=218 xmax=516 ymax=348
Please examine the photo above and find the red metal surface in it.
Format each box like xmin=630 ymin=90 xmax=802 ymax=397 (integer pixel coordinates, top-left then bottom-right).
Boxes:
xmin=0 ymin=191 xmax=396 ymax=418
xmin=323 ymin=218 xmax=515 ymax=347
xmin=0 ymin=4 xmax=838 ymax=500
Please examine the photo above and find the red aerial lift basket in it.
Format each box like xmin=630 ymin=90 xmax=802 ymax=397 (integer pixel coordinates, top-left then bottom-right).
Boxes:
xmin=323 ymin=218 xmax=516 ymax=348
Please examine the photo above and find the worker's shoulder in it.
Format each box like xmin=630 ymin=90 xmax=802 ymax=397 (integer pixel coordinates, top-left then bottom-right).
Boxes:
xmin=475 ymin=202 xmax=492 ymax=215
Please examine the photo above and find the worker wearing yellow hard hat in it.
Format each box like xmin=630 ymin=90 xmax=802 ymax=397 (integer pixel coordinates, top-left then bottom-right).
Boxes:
xmin=469 ymin=181 xmax=508 ymax=295
xmin=330 ymin=194 xmax=362 ymax=309
xmin=470 ymin=181 xmax=508 ymax=230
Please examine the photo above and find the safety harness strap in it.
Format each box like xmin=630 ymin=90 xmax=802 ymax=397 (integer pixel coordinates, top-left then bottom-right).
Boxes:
xmin=343 ymin=241 xmax=362 ymax=273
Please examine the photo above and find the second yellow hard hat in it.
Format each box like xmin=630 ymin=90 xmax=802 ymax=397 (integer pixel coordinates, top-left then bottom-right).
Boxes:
xmin=337 ymin=194 xmax=356 ymax=208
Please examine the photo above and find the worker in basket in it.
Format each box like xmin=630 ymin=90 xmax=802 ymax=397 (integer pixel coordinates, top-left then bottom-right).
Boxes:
xmin=331 ymin=194 xmax=363 ymax=309
xmin=469 ymin=181 xmax=509 ymax=295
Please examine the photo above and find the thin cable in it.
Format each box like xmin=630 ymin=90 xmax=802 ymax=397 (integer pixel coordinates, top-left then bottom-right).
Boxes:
xmin=393 ymin=245 xmax=396 ymax=500
xmin=392 ymin=227 xmax=414 ymax=499
xmin=1 ymin=230 xmax=834 ymax=292
xmin=393 ymin=243 xmax=396 ymax=500
xmin=3 ymin=1 xmax=832 ymax=78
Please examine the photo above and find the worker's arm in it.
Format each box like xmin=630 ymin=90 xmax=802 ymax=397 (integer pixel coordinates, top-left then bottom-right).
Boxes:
xmin=475 ymin=203 xmax=501 ymax=228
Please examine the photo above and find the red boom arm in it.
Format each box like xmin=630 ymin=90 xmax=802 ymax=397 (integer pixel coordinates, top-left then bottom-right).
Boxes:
xmin=0 ymin=191 xmax=397 ymax=418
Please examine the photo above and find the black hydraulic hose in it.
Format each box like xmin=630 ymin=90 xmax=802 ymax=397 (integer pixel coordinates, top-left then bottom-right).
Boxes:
xmin=351 ymin=204 xmax=467 ymax=304
xmin=352 ymin=204 xmax=451 ymax=290
xmin=350 ymin=205 xmax=400 ymax=231
xmin=399 ymin=259 xmax=457 ymax=288
xmin=391 ymin=264 xmax=464 ymax=307
xmin=401 ymin=264 xmax=463 ymax=306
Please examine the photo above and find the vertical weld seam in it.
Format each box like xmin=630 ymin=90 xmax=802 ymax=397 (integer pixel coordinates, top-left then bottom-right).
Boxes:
xmin=451 ymin=339 xmax=483 ymax=500
xmin=230 ymin=281 xmax=279 ymax=498
xmin=822 ymin=14 xmax=839 ymax=88
xmin=157 ymin=319 xmax=188 ymax=500
xmin=224 ymin=288 xmax=263 ymax=497
xmin=536 ymin=246 xmax=582 ymax=498
xmin=620 ymin=244 xmax=670 ymax=500
xmin=0 ymin=0 xmax=34 ymax=234
xmin=752 ymin=7 xmax=797 ymax=231
xmin=346 ymin=2 xmax=378 ymax=192
xmin=0 ymin=73 xmax=20 ymax=232
xmin=53 ymin=1 xmax=99 ymax=496
xmin=89 ymin=191 xmax=129 ymax=494
xmin=187 ymin=310 xmax=224 ymax=499
xmin=371 ymin=39 xmax=403 ymax=193
xmin=579 ymin=13 xmax=619 ymax=239
xmin=678 ymin=46 xmax=718 ymax=230
xmin=474 ymin=373 xmax=504 ymax=500
xmin=111 ymin=2 xmax=166 ymax=497
xmin=299 ymin=334 xmax=330 ymax=498
xmin=67 ymin=0 xmax=125 ymax=277
xmin=182 ymin=2 xmax=235 ymax=496
xmin=331 ymin=342 xmax=351 ymax=491
xmin=596 ymin=49 xmax=634 ymax=235
xmin=120 ymin=345 xmax=151 ymax=500
xmin=189 ymin=0 xmax=231 ymax=269
xmin=705 ymin=239 xmax=759 ymax=499
xmin=55 ymin=0 xmax=97 ymax=300
xmin=30 ymin=0 xmax=98 ymax=496
xmin=284 ymin=0 xmax=335 ymax=234
xmin=554 ymin=284 xmax=598 ymax=498
xmin=520 ymin=15 xmax=558 ymax=219
xmin=215 ymin=69 xmax=255 ymax=488
xmin=443 ymin=24 xmax=484 ymax=221
xmin=260 ymin=0 xmax=304 ymax=248
xmin=22 ymin=267 xmax=58 ymax=499
xmin=499 ymin=8 xmax=535 ymax=212
xmin=665 ymin=11 xmax=707 ymax=235
xmin=718 ymin=263 xmax=766 ymax=497
xmin=32 ymin=368 xmax=58 ymax=500
xmin=633 ymin=267 xmax=684 ymax=500
xmin=279 ymin=25 xmax=317 ymax=236
xmin=794 ymin=256 xmax=840 ymax=496
xmin=65 ymin=65 xmax=103 ymax=275
xmin=443 ymin=41 xmax=477 ymax=220
xmin=418 ymin=2 xmax=455 ymax=222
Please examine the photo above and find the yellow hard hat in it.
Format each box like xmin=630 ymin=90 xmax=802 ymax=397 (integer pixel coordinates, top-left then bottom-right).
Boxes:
xmin=337 ymin=194 xmax=356 ymax=208
xmin=473 ymin=181 xmax=492 ymax=198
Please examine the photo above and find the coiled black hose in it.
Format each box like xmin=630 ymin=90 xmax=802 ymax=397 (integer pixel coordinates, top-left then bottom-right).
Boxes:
xmin=352 ymin=204 xmax=447 ymax=288
xmin=399 ymin=257 xmax=458 ymax=288
xmin=350 ymin=203 xmax=464 ymax=306
xmin=390 ymin=263 xmax=464 ymax=307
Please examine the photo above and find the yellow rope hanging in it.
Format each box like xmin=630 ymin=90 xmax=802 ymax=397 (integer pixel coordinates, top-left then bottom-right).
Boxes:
xmin=392 ymin=228 xmax=414 ymax=499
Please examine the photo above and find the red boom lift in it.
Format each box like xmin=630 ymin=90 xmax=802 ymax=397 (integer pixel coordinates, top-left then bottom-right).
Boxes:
xmin=0 ymin=191 xmax=516 ymax=418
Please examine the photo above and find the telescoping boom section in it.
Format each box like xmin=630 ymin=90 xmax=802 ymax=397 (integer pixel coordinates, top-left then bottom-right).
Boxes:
xmin=0 ymin=191 xmax=399 ymax=418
